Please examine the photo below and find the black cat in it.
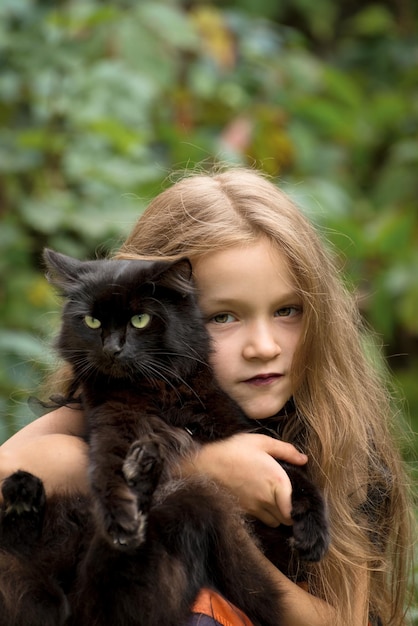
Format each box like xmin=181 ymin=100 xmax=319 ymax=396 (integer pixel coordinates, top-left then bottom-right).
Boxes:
xmin=0 ymin=250 xmax=329 ymax=626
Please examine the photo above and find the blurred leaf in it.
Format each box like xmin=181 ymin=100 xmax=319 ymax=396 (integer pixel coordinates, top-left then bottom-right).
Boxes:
xmin=346 ymin=5 xmax=396 ymax=37
xmin=365 ymin=210 xmax=416 ymax=256
xmin=139 ymin=2 xmax=199 ymax=51
xmin=0 ymin=330 xmax=48 ymax=361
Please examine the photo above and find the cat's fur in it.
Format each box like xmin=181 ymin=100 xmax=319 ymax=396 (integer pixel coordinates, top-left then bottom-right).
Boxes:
xmin=0 ymin=251 xmax=329 ymax=626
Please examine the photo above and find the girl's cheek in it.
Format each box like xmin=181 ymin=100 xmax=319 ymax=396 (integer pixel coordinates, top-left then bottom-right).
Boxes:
xmin=207 ymin=329 xmax=239 ymax=375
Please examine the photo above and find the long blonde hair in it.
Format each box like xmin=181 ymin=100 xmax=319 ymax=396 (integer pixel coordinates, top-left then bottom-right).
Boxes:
xmin=118 ymin=167 xmax=413 ymax=625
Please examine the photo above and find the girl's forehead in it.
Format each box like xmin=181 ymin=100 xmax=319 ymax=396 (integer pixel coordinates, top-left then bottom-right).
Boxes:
xmin=193 ymin=237 xmax=289 ymax=269
xmin=192 ymin=238 xmax=296 ymax=296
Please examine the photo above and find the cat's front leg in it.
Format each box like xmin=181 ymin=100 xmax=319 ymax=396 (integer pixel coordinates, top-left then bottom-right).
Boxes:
xmin=90 ymin=469 xmax=144 ymax=550
xmin=87 ymin=432 xmax=138 ymax=549
xmin=89 ymin=429 xmax=163 ymax=550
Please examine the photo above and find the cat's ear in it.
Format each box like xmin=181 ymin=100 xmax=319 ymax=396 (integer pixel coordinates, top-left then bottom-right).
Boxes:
xmin=43 ymin=248 xmax=88 ymax=293
xmin=156 ymin=258 xmax=194 ymax=296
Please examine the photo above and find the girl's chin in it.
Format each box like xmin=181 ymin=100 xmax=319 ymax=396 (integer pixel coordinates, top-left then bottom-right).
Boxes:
xmin=242 ymin=401 xmax=287 ymax=421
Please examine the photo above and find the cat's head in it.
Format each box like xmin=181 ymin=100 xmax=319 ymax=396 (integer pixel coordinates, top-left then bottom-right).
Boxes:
xmin=44 ymin=249 xmax=210 ymax=384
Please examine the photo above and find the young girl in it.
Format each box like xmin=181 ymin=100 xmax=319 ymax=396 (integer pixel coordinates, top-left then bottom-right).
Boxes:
xmin=0 ymin=168 xmax=413 ymax=625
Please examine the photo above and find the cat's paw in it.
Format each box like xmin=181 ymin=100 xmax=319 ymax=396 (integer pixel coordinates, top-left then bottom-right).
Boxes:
xmin=99 ymin=489 xmax=147 ymax=550
xmin=284 ymin=464 xmax=330 ymax=562
xmin=0 ymin=471 xmax=46 ymax=549
xmin=1 ymin=470 xmax=45 ymax=517
xmin=290 ymin=506 xmax=330 ymax=562
xmin=122 ymin=438 xmax=163 ymax=508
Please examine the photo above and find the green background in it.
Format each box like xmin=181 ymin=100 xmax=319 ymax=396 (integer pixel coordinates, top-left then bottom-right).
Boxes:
xmin=0 ymin=0 xmax=417 ymax=619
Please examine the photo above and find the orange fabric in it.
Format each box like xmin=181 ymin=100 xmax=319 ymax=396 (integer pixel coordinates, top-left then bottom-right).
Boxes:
xmin=191 ymin=588 xmax=255 ymax=626
xmin=192 ymin=587 xmax=375 ymax=626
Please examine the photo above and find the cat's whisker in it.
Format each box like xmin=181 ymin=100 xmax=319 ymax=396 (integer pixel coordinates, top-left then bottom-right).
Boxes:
xmin=147 ymin=349 xmax=210 ymax=369
xmin=143 ymin=360 xmax=206 ymax=407
xmin=136 ymin=361 xmax=185 ymax=402
xmin=60 ymin=355 xmax=98 ymax=383
xmin=142 ymin=297 xmax=173 ymax=320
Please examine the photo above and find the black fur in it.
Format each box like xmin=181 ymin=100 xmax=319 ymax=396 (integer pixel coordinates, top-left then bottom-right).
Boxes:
xmin=0 ymin=251 xmax=329 ymax=626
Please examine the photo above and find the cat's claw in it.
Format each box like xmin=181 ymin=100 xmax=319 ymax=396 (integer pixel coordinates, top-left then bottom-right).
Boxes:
xmin=113 ymin=537 xmax=126 ymax=546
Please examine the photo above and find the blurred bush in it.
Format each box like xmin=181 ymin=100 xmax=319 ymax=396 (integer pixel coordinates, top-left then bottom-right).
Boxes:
xmin=0 ymin=0 xmax=417 ymax=454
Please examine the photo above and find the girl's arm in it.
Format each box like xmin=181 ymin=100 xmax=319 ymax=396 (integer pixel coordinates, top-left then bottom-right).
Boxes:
xmin=260 ymin=552 xmax=369 ymax=626
xmin=0 ymin=406 xmax=89 ymax=496
xmin=1 ymin=406 xmax=86 ymax=448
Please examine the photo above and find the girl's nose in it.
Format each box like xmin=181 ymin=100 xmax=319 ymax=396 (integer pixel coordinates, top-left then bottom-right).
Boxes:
xmin=242 ymin=322 xmax=281 ymax=361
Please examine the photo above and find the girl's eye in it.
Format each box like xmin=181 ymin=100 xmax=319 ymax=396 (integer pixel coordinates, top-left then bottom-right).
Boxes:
xmin=84 ymin=315 xmax=101 ymax=329
xmin=131 ymin=313 xmax=151 ymax=329
xmin=211 ymin=313 xmax=235 ymax=324
xmin=275 ymin=306 xmax=301 ymax=318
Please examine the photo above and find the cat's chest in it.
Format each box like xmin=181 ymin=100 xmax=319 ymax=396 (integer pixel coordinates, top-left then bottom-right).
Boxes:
xmin=153 ymin=379 xmax=206 ymax=421
xmin=88 ymin=377 xmax=207 ymax=426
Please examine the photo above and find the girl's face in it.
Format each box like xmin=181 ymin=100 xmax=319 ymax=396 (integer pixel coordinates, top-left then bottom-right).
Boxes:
xmin=193 ymin=238 xmax=303 ymax=420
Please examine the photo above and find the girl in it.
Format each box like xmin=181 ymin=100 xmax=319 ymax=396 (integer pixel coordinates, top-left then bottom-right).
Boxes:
xmin=0 ymin=168 xmax=413 ymax=625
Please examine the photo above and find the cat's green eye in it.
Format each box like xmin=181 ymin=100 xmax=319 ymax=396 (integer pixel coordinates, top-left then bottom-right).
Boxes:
xmin=84 ymin=315 xmax=101 ymax=329
xmin=131 ymin=313 xmax=151 ymax=329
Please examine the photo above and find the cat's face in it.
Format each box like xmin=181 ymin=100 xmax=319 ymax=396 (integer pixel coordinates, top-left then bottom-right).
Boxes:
xmin=44 ymin=250 xmax=210 ymax=383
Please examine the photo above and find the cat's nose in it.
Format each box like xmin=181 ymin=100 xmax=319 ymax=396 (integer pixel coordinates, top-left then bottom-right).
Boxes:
xmin=103 ymin=336 xmax=123 ymax=357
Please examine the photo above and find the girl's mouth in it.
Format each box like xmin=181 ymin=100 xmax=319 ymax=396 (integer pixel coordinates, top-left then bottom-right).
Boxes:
xmin=244 ymin=373 xmax=283 ymax=387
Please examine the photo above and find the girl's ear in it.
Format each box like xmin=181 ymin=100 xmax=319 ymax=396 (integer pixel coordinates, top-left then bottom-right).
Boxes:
xmin=43 ymin=248 xmax=87 ymax=293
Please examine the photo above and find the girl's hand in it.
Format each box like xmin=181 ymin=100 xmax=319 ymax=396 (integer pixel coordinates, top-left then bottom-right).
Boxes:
xmin=185 ymin=433 xmax=308 ymax=527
